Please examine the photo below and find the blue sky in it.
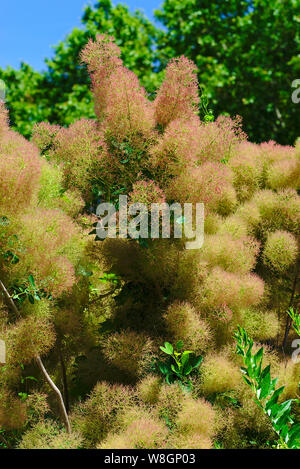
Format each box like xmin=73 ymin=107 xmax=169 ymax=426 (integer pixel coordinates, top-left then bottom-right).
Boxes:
xmin=0 ymin=1 xmax=161 ymax=71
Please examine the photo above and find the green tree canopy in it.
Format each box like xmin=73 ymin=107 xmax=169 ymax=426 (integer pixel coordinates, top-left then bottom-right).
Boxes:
xmin=155 ymin=0 xmax=300 ymax=144
xmin=1 ymin=0 xmax=299 ymax=143
xmin=0 ymin=64 xmax=46 ymax=137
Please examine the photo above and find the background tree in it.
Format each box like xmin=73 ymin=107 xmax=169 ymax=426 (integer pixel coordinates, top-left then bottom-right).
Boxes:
xmin=1 ymin=0 xmax=299 ymax=144
xmin=155 ymin=0 xmax=300 ymax=144
xmin=0 ymin=64 xmax=46 ymax=138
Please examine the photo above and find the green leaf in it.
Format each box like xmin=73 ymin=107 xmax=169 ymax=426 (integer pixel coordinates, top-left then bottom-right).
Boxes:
xmin=265 ymin=387 xmax=285 ymax=412
xmin=183 ymin=363 xmax=193 ymax=375
xmin=257 ymin=371 xmax=272 ymax=400
xmin=254 ymin=347 xmax=263 ymax=366
xmin=171 ymin=364 xmax=180 ymax=375
xmin=158 ymin=362 xmax=169 ymax=375
xmin=273 ymin=400 xmax=293 ymax=424
xmin=191 ymin=355 xmax=203 ymax=369
xmin=160 ymin=342 xmax=173 ymax=355
xmin=175 ymin=340 xmax=184 ymax=351
xmin=287 ymin=423 xmax=300 ymax=448
xmin=166 ymin=373 xmax=175 ymax=385
xmin=28 ymin=294 xmax=35 ymax=304
xmin=242 ymin=376 xmax=252 ymax=386
xmin=261 ymin=364 xmax=271 ymax=380
xmin=28 ymin=274 xmax=35 ymax=287
xmin=181 ymin=352 xmax=190 ymax=368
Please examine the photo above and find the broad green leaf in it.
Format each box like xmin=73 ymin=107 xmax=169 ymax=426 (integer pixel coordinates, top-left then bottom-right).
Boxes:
xmin=260 ymin=365 xmax=271 ymax=380
xmin=162 ymin=342 xmax=173 ymax=355
xmin=273 ymin=400 xmax=293 ymax=424
xmin=28 ymin=294 xmax=35 ymax=304
xmin=257 ymin=371 xmax=272 ymax=400
xmin=158 ymin=362 xmax=169 ymax=375
xmin=265 ymin=386 xmax=285 ymax=412
xmin=183 ymin=363 xmax=193 ymax=375
xmin=191 ymin=355 xmax=203 ymax=369
xmin=28 ymin=274 xmax=35 ymax=287
xmin=171 ymin=364 xmax=180 ymax=375
xmin=254 ymin=347 xmax=263 ymax=366
xmin=175 ymin=340 xmax=184 ymax=351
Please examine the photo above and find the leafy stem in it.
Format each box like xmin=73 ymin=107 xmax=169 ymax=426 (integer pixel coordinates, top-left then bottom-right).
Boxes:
xmin=234 ymin=326 xmax=300 ymax=449
xmin=158 ymin=340 xmax=202 ymax=390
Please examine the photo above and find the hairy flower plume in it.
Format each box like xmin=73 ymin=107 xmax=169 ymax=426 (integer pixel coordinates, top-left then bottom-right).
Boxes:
xmin=0 ymin=126 xmax=41 ymax=216
xmin=263 ymin=230 xmax=298 ymax=272
xmin=154 ymin=56 xmax=199 ymax=127
xmin=49 ymin=119 xmax=105 ymax=199
xmin=81 ymin=35 xmax=154 ymax=141
xmin=80 ymin=34 xmax=122 ymax=121
xmin=150 ymin=117 xmax=200 ymax=180
xmin=129 ymin=179 xmax=166 ymax=209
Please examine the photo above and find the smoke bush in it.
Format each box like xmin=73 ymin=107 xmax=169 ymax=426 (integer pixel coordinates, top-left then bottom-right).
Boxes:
xmin=154 ymin=56 xmax=199 ymax=128
xmin=277 ymin=360 xmax=300 ymax=403
xmin=31 ymin=122 xmax=60 ymax=154
xmin=49 ymin=119 xmax=106 ymax=199
xmin=137 ymin=375 xmax=162 ymax=405
xmin=167 ymin=162 xmax=237 ymax=216
xmin=150 ymin=117 xmax=200 ymax=181
xmin=163 ymin=301 xmax=211 ymax=353
xmin=100 ymin=407 xmax=168 ymax=449
xmin=175 ymin=397 xmax=217 ymax=438
xmin=5 ymin=316 xmax=55 ymax=365
xmin=200 ymin=267 xmax=265 ymax=312
xmin=197 ymin=115 xmax=247 ymax=164
xmin=72 ymin=381 xmax=134 ymax=448
xmin=200 ymin=233 xmax=260 ymax=274
xmin=1 ymin=33 xmax=300 ymax=449
xmin=0 ymin=131 xmax=41 ymax=216
xmin=167 ymin=432 xmax=212 ymax=449
xmin=263 ymin=230 xmax=298 ymax=272
xmin=101 ymin=329 xmax=155 ymax=381
xmin=239 ymin=309 xmax=279 ymax=342
xmin=18 ymin=422 xmax=82 ymax=449
xmin=199 ymin=353 xmax=241 ymax=397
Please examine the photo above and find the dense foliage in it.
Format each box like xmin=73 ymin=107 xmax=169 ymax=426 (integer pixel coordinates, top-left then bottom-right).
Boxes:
xmin=156 ymin=0 xmax=300 ymax=145
xmin=0 ymin=34 xmax=299 ymax=450
xmin=1 ymin=0 xmax=299 ymax=144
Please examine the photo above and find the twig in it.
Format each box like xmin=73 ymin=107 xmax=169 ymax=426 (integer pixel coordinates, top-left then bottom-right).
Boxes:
xmin=58 ymin=340 xmax=69 ymax=414
xmin=36 ymin=356 xmax=71 ymax=434
xmin=0 ymin=432 xmax=12 ymax=449
xmin=0 ymin=278 xmax=71 ymax=433
xmin=0 ymin=279 xmax=20 ymax=317
xmin=88 ymin=286 xmax=117 ymax=305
